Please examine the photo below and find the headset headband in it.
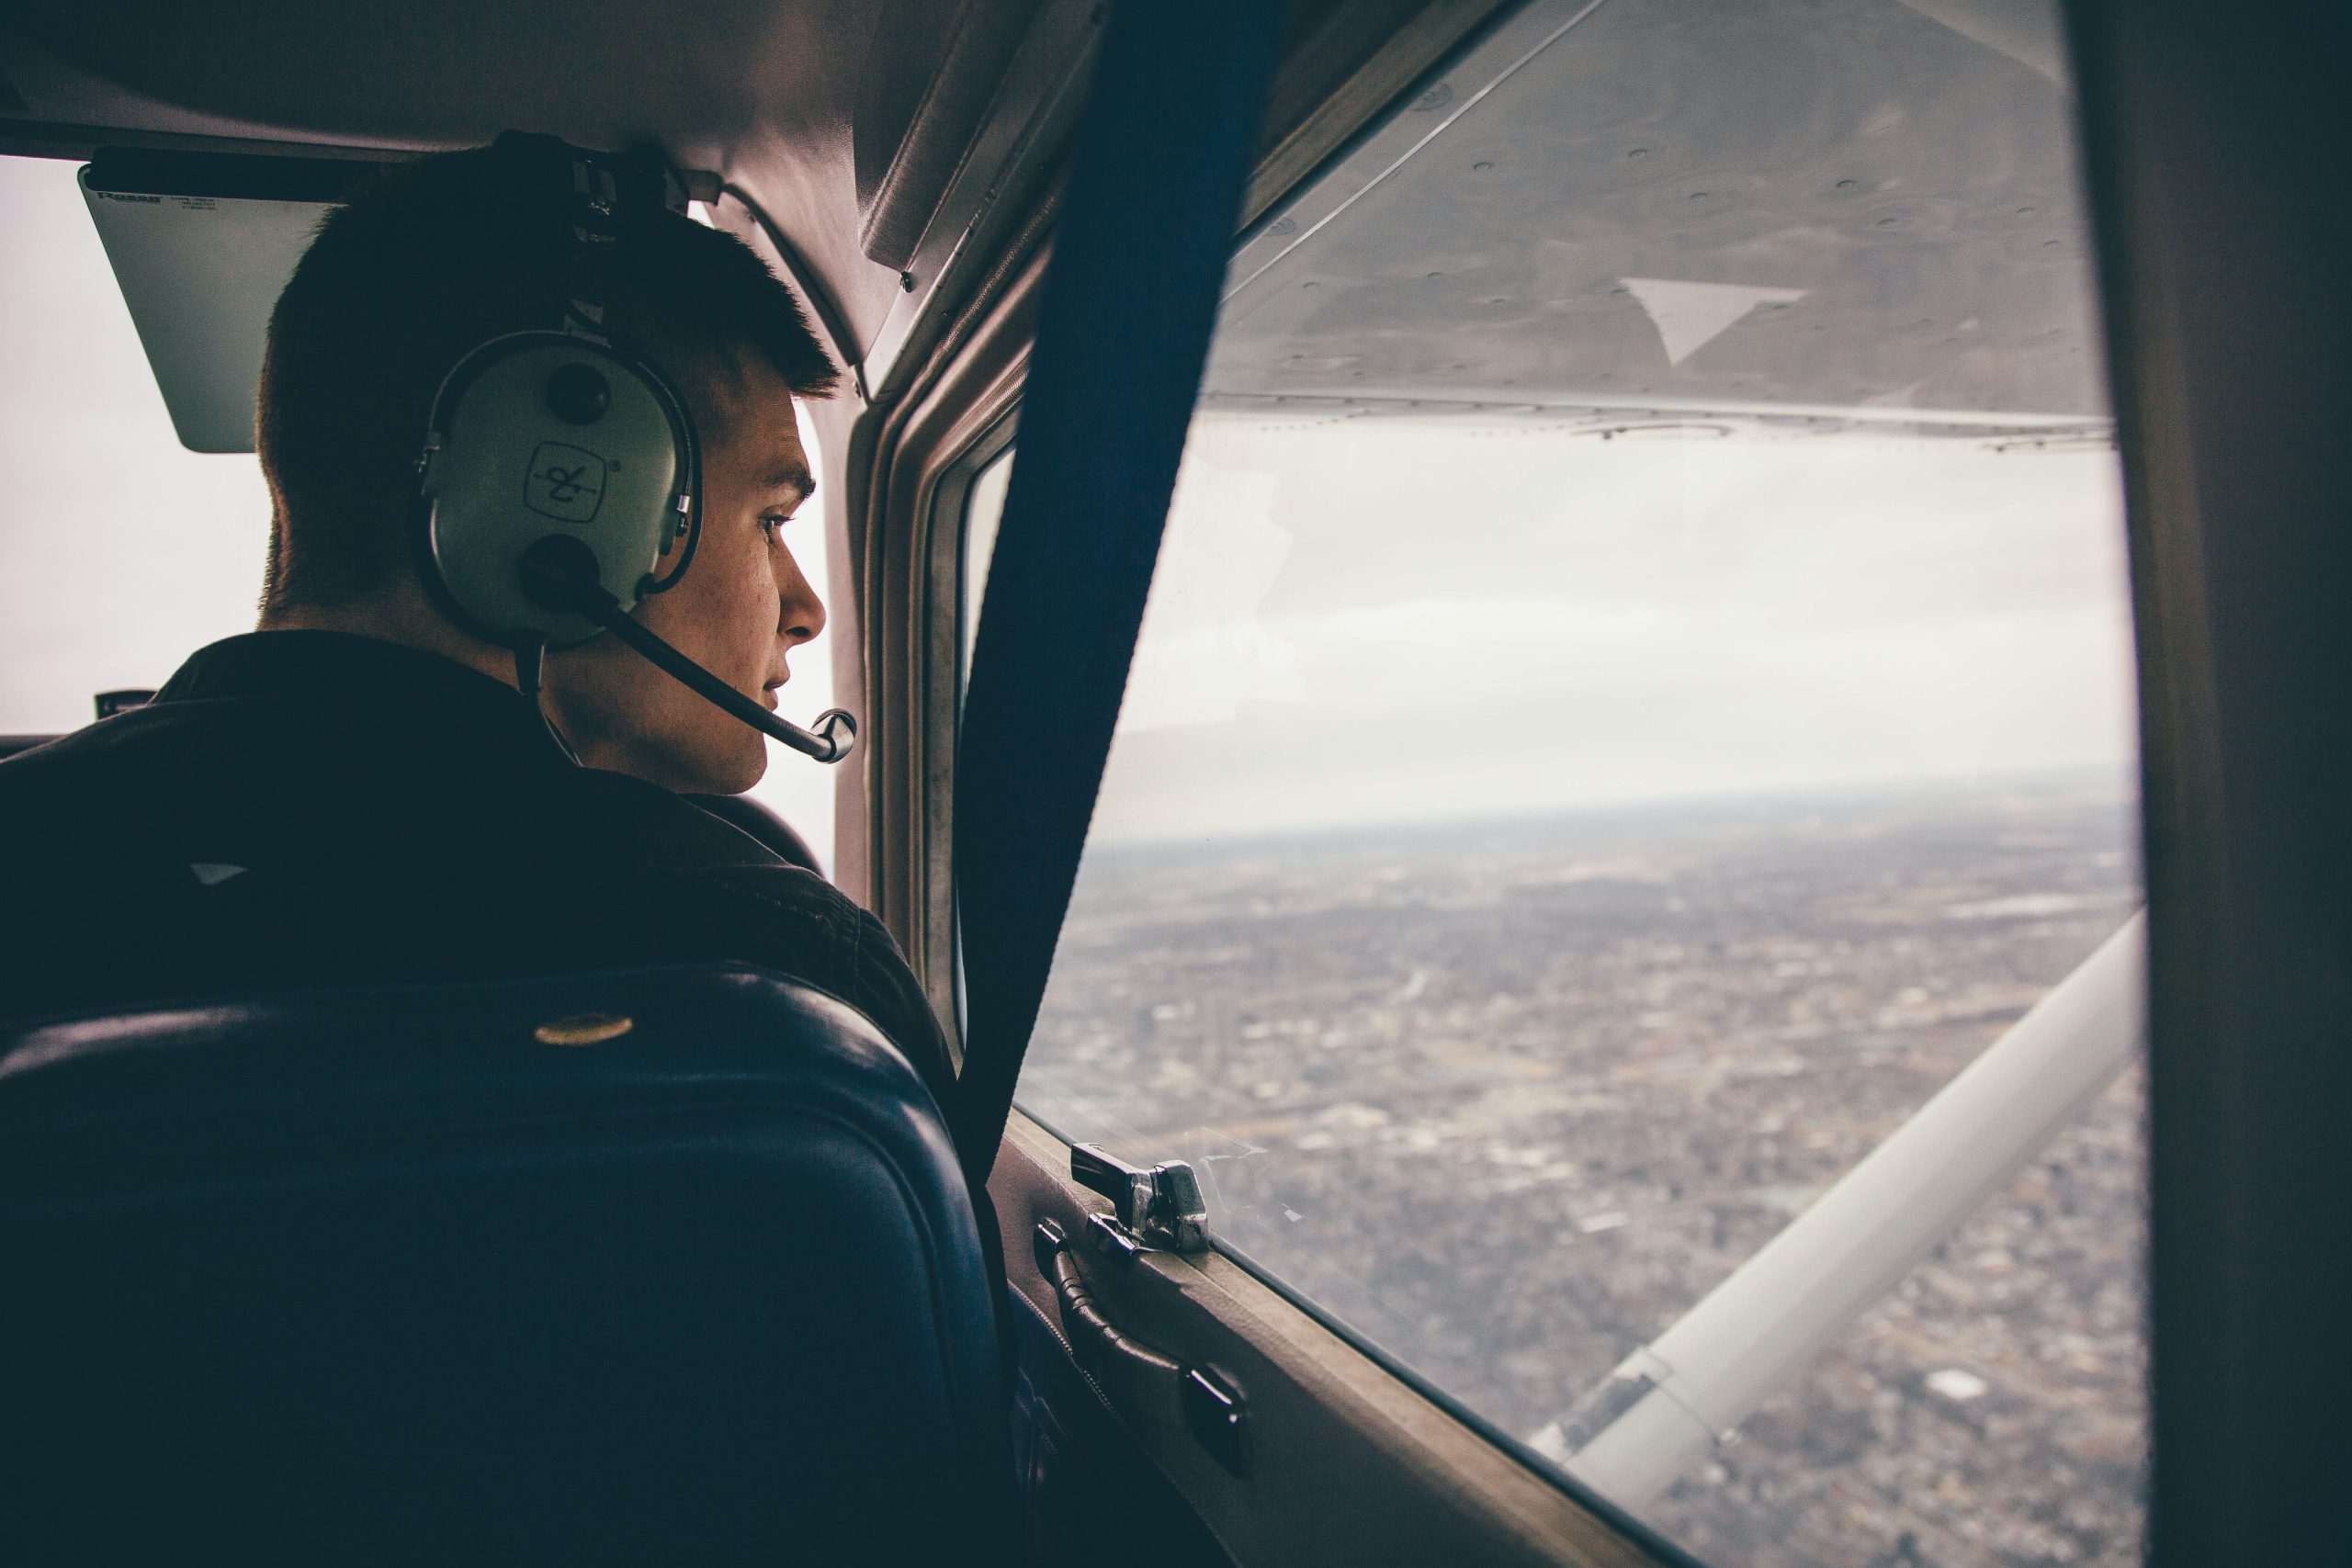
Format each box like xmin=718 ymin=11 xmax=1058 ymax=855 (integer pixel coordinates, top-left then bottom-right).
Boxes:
xmin=498 ymin=133 xmax=690 ymax=341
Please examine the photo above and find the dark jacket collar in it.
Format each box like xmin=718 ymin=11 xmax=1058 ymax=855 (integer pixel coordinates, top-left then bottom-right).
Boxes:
xmin=154 ymin=631 xmax=568 ymax=769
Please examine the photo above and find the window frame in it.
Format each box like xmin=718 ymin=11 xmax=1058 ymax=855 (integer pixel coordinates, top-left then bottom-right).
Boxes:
xmin=860 ymin=0 xmax=1531 ymax=1055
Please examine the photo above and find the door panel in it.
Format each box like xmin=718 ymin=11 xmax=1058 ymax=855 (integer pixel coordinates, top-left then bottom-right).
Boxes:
xmin=993 ymin=1112 xmax=1669 ymax=1567
xmin=1009 ymin=1278 xmax=1237 ymax=1568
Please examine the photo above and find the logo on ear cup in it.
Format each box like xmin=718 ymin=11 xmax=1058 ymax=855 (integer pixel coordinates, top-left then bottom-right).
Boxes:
xmin=524 ymin=441 xmax=608 ymax=523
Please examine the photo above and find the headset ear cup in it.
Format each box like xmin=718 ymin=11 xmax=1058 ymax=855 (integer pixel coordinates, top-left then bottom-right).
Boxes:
xmin=416 ymin=333 xmax=696 ymax=648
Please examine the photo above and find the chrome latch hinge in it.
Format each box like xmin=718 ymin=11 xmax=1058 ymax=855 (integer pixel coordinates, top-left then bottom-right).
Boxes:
xmin=1070 ymin=1143 xmax=1209 ymax=1256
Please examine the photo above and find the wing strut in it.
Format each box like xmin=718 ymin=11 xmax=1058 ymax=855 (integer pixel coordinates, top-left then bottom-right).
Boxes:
xmin=1534 ymin=912 xmax=2147 ymax=1507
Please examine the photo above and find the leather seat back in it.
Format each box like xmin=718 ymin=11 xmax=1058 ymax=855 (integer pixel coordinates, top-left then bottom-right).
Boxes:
xmin=0 ymin=964 xmax=1011 ymax=1563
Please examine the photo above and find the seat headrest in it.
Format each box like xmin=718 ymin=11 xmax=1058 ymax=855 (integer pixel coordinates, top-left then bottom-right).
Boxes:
xmin=0 ymin=964 xmax=1012 ymax=1563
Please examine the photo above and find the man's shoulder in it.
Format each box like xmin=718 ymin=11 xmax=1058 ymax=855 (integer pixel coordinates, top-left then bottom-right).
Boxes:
xmin=0 ymin=705 xmax=177 ymax=774
xmin=0 ymin=705 xmax=226 ymax=822
xmin=560 ymin=770 xmax=806 ymax=876
xmin=624 ymin=860 xmax=953 ymax=1103
xmin=628 ymin=856 xmax=883 ymax=964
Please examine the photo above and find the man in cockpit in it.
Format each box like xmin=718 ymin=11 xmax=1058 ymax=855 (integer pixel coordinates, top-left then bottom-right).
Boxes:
xmin=0 ymin=143 xmax=954 ymax=1108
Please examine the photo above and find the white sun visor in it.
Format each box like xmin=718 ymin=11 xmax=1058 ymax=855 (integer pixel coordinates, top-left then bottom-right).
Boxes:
xmin=78 ymin=152 xmax=381 ymax=454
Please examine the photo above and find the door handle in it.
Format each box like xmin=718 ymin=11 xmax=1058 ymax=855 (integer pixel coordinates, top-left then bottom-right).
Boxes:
xmin=1069 ymin=1143 xmax=1209 ymax=1253
xmin=1035 ymin=1218 xmax=1251 ymax=1478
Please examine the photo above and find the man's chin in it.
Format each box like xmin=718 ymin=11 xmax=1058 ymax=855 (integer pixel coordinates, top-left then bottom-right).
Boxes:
xmin=726 ymin=741 xmax=771 ymax=795
xmin=686 ymin=734 xmax=769 ymax=797
xmin=608 ymin=727 xmax=767 ymax=797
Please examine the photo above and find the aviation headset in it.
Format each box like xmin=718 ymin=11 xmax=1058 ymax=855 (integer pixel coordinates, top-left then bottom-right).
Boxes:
xmin=413 ymin=131 xmax=854 ymax=763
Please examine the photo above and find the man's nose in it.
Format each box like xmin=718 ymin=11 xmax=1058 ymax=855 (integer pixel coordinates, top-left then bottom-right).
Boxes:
xmin=778 ymin=555 xmax=826 ymax=644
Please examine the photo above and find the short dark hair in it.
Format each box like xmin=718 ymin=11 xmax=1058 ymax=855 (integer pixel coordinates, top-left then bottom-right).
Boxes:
xmin=257 ymin=141 xmax=838 ymax=613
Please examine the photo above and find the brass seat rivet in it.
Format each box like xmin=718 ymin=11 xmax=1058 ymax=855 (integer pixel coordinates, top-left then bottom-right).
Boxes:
xmin=533 ymin=1013 xmax=635 ymax=1046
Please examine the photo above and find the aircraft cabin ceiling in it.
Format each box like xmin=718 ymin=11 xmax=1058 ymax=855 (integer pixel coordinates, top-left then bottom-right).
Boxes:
xmin=0 ymin=0 xmax=1086 ymax=360
xmin=3 ymin=0 xmax=2099 ymax=429
xmin=0 ymin=0 xmax=1441 ymax=395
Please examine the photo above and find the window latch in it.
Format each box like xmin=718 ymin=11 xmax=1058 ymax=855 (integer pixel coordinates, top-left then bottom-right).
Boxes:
xmin=1069 ymin=1143 xmax=1209 ymax=1256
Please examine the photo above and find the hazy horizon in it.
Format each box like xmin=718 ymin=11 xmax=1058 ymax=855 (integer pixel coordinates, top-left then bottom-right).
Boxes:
xmin=1071 ymin=758 xmax=2140 ymax=856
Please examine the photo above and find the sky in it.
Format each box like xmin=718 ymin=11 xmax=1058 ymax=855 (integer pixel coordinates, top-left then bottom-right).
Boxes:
xmin=0 ymin=153 xmax=840 ymax=872
xmin=968 ymin=409 xmax=2138 ymax=848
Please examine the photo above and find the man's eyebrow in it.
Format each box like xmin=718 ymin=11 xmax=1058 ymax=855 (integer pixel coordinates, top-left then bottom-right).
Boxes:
xmin=763 ymin=461 xmax=816 ymax=499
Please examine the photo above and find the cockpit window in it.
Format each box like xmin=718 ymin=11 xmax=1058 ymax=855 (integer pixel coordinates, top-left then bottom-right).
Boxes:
xmin=0 ymin=154 xmax=271 ymax=734
xmin=968 ymin=0 xmax=2144 ymax=1562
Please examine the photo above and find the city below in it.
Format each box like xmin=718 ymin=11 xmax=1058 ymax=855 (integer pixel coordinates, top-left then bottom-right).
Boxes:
xmin=1021 ymin=774 xmax=2145 ymax=1567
